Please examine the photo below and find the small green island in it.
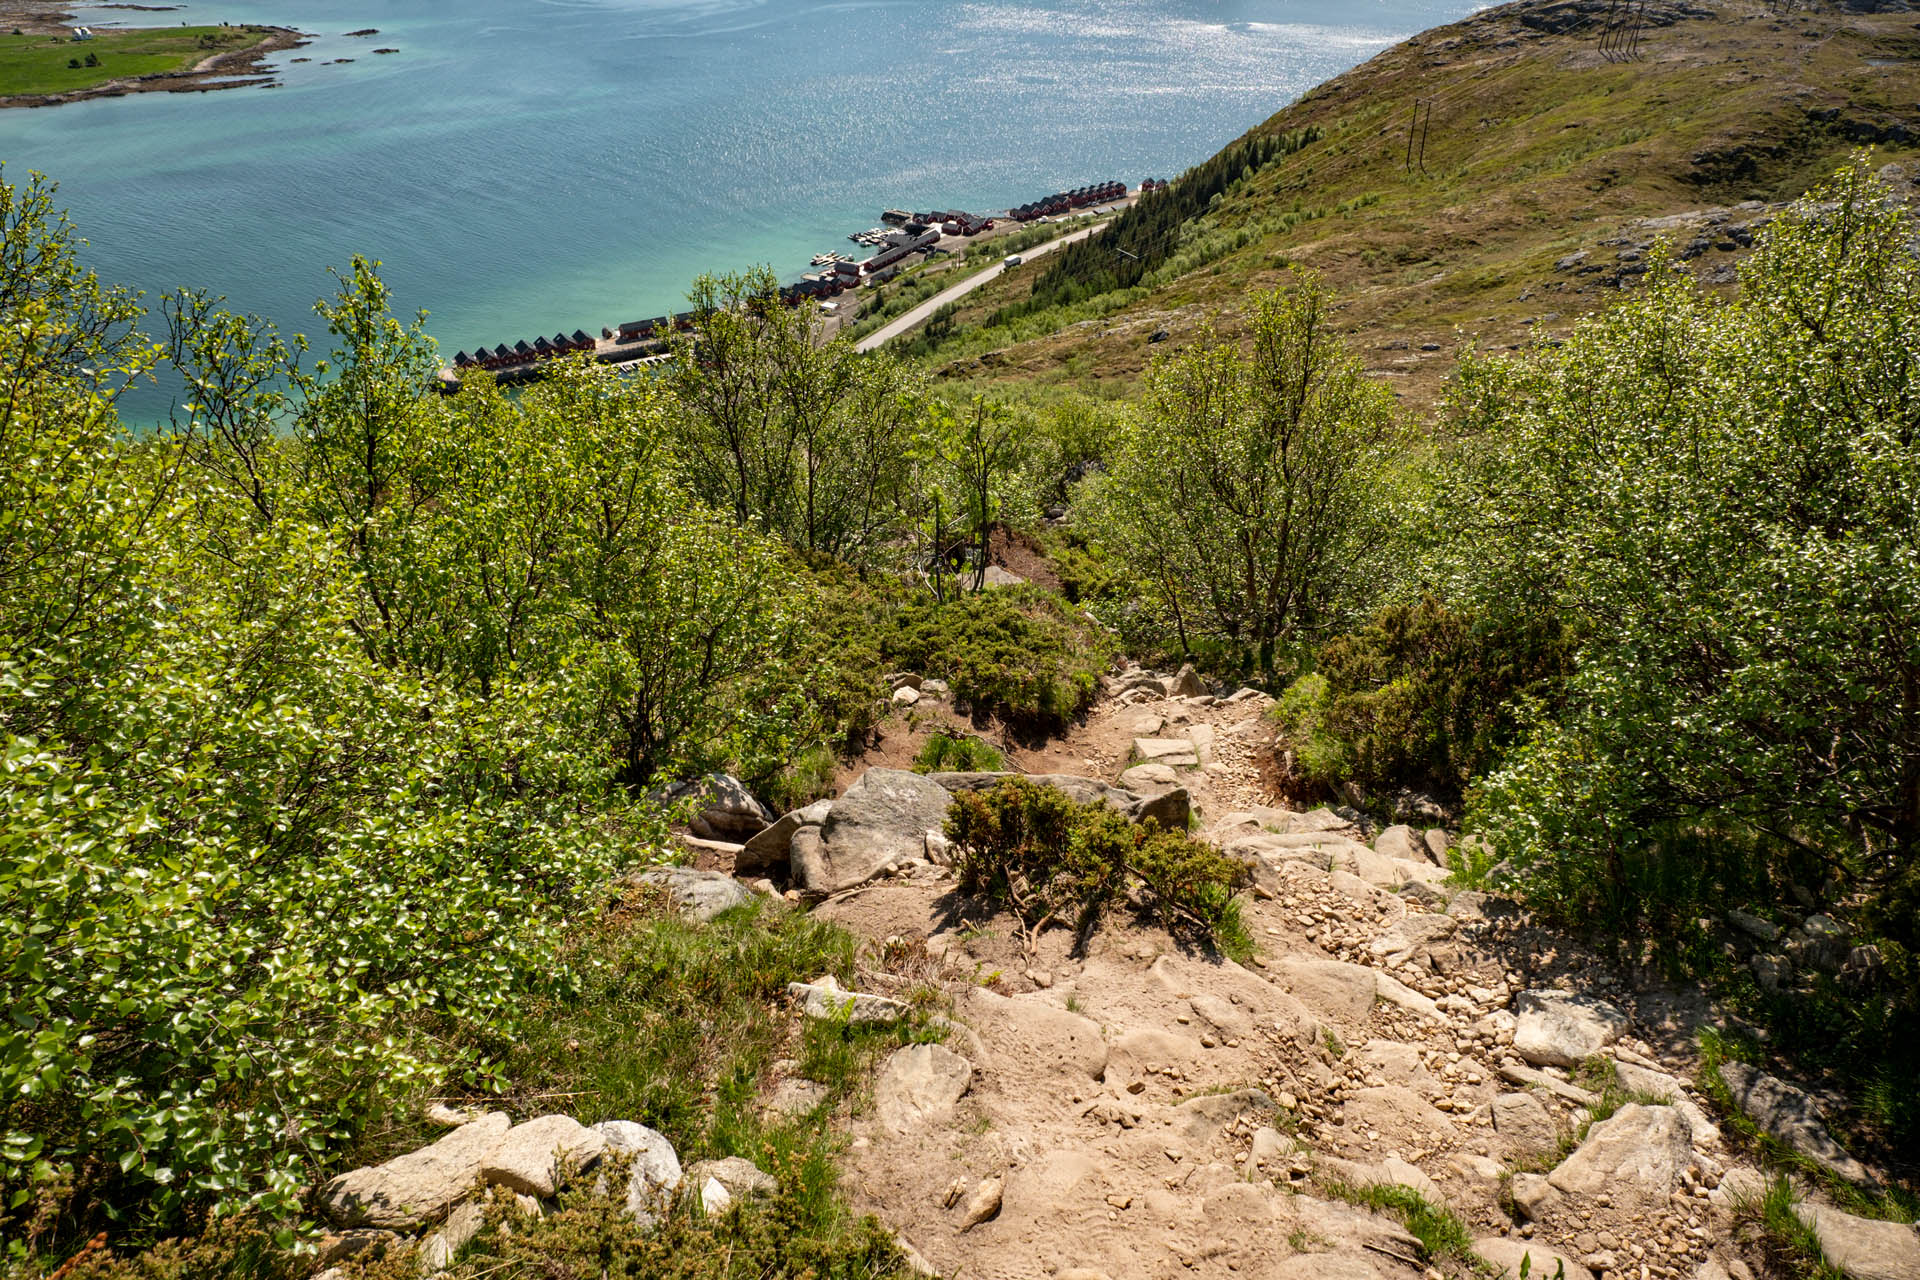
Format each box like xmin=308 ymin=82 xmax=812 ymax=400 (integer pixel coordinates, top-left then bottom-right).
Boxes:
xmin=0 ymin=20 xmax=295 ymax=104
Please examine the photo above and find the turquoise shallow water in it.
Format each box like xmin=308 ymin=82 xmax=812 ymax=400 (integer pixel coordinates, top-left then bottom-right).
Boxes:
xmin=4 ymin=0 xmax=1476 ymax=412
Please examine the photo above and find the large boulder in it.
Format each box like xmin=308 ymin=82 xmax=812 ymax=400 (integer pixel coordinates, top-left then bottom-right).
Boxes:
xmin=669 ymin=774 xmax=775 ymax=842
xmin=1546 ymin=1103 xmax=1696 ymax=1207
xmin=592 ymin=1121 xmax=682 ymax=1226
xmin=322 ymin=1112 xmax=510 ymax=1229
xmin=737 ymin=799 xmax=831 ymax=876
xmin=875 ymin=1044 xmax=973 ymax=1130
xmin=1372 ymin=824 xmax=1422 ymax=862
xmin=626 ymin=866 xmax=755 ymax=921
xmin=480 ymin=1114 xmax=607 ymax=1197
xmin=1511 ymin=989 xmax=1628 ymax=1067
xmin=1718 ymin=1062 xmax=1872 ymax=1184
xmin=798 ymin=768 xmax=951 ymax=893
xmin=1792 ymin=1201 xmax=1920 ymax=1280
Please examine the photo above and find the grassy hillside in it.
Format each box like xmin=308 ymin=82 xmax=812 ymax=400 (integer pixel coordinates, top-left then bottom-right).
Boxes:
xmin=0 ymin=26 xmax=276 ymax=98
xmin=913 ymin=0 xmax=1920 ymax=410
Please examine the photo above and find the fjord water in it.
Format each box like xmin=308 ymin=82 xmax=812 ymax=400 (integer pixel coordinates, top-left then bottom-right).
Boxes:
xmin=6 ymin=0 xmax=1473 ymax=405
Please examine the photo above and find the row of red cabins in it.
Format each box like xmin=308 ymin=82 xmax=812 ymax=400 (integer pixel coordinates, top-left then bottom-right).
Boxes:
xmin=1009 ymin=179 xmax=1131 ymax=222
xmin=452 ymin=329 xmax=595 ymax=371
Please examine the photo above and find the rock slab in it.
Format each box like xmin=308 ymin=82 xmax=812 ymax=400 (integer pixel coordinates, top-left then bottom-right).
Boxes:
xmin=802 ymin=768 xmax=952 ymax=893
xmin=480 ymin=1114 xmax=607 ymax=1197
xmin=1512 ymin=988 xmax=1628 ymax=1066
xmin=322 ymin=1112 xmax=511 ymax=1229
xmin=1717 ymin=1061 xmax=1871 ymax=1184
xmin=1547 ymin=1103 xmax=1695 ymax=1207
xmin=1792 ymin=1201 xmax=1920 ymax=1280
xmin=628 ymin=866 xmax=755 ymax=921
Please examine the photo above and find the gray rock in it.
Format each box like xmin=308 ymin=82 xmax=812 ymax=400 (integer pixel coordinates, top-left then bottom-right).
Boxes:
xmin=1118 ymin=763 xmax=1179 ymax=792
xmin=1751 ymin=952 xmax=1791 ymax=991
xmin=677 ymin=774 xmax=775 ymax=842
xmin=1128 ymin=786 xmax=1190 ymax=832
xmin=688 ymin=1156 xmax=776 ymax=1212
xmin=1473 ymin=1238 xmax=1595 ymax=1280
xmin=1368 ymin=913 xmax=1457 ymax=966
xmin=592 ymin=1120 xmax=682 ymax=1226
xmin=1512 ymin=989 xmax=1628 ymax=1067
xmin=480 ymin=1115 xmax=607 ymax=1197
xmin=1372 ymin=824 xmax=1421 ymax=862
xmin=800 ymin=768 xmax=952 ymax=893
xmin=767 ymin=1079 xmax=831 ymax=1115
xmin=627 ymin=866 xmax=755 ymax=922
xmin=1791 ymin=1201 xmax=1920 ymax=1280
xmin=738 ymin=799 xmax=831 ymax=875
xmin=1248 ymin=1126 xmax=1290 ymax=1170
xmin=788 ymin=974 xmax=908 ymax=1023
xmin=322 ymin=1112 xmax=510 ymax=1229
xmin=891 ymin=685 xmax=921 ymax=707
xmin=1492 ymin=1091 xmax=1561 ymax=1154
xmin=1498 ymin=1060 xmax=1599 ymax=1106
xmin=1132 ymin=737 xmax=1199 ymax=766
xmin=1717 ymin=1061 xmax=1872 ymax=1184
xmin=1727 ymin=908 xmax=1779 ymax=942
xmin=1547 ymin=1104 xmax=1696 ymax=1207
xmin=416 ymin=1199 xmax=484 ymax=1274
xmin=1509 ymin=1171 xmax=1561 ymax=1219
xmin=1610 ymin=1060 xmax=1720 ymax=1145
xmin=959 ymin=1174 xmax=1003 ymax=1230
xmin=1422 ymin=828 xmax=1449 ymax=863
xmin=1170 ymin=663 xmax=1207 ymax=697
xmin=875 ymin=1043 xmax=973 ymax=1130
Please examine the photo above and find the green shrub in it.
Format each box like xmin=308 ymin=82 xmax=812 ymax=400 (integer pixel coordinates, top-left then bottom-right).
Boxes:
xmin=912 ymin=731 xmax=1005 ymax=774
xmin=1273 ymin=597 xmax=1574 ymax=804
xmin=944 ymin=779 xmax=1250 ymax=958
xmin=880 ymin=587 xmax=1111 ymax=729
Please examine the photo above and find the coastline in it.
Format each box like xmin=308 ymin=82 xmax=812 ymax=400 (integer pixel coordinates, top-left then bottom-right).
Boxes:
xmin=0 ymin=3 xmax=303 ymax=107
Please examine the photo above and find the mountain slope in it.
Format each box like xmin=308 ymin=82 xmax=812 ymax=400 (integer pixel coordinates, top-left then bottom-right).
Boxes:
xmin=914 ymin=0 xmax=1920 ymax=410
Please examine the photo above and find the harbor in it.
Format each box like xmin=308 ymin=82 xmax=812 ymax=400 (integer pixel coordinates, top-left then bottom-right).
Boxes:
xmin=436 ymin=177 xmax=1155 ymax=391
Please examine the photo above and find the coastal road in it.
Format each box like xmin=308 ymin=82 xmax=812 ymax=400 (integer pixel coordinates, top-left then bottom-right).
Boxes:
xmin=854 ymin=219 xmax=1110 ymax=353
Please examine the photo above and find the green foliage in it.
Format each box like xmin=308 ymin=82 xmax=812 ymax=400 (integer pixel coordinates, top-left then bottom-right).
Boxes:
xmin=0 ymin=175 xmax=891 ymax=1248
xmin=880 ymin=588 xmax=1112 ymax=729
xmin=1089 ymin=278 xmax=1411 ymax=676
xmin=493 ymin=886 xmax=859 ymax=1159
xmin=912 ymin=731 xmax=1005 ymax=774
xmin=1272 ymin=597 xmax=1574 ymax=803
xmin=1315 ymin=1179 xmax=1473 ymax=1263
xmin=944 ymin=779 xmax=1251 ymax=958
xmin=670 ymin=268 xmax=926 ymax=566
xmin=1446 ymin=159 xmax=1920 ymax=953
